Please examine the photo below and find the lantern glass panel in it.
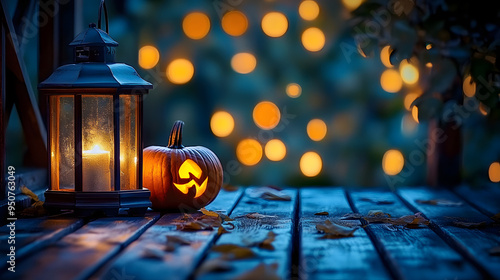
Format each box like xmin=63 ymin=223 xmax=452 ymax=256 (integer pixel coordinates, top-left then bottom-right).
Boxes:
xmin=81 ymin=96 xmax=114 ymax=191
xmin=119 ymin=95 xmax=139 ymax=190
xmin=50 ymin=96 xmax=75 ymax=190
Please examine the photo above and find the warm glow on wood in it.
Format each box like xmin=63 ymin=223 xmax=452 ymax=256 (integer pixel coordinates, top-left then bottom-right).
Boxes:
xmin=261 ymin=12 xmax=288 ymax=37
xmin=380 ymin=69 xmax=403 ymax=93
xmin=231 ymin=53 xmax=257 ymax=74
xmin=307 ymin=119 xmax=327 ymax=141
xmin=301 ymin=27 xmax=325 ymax=52
xmin=222 ymin=11 xmax=248 ymax=36
xmin=236 ymin=139 xmax=263 ymax=166
xmin=210 ymin=111 xmax=235 ymax=137
xmin=300 ymin=151 xmax=322 ymax=177
xmin=182 ymin=12 xmax=210 ymax=40
xmin=286 ymin=83 xmax=302 ymax=98
xmin=382 ymin=149 xmax=404 ymax=176
xmin=299 ymin=1 xmax=320 ymax=21
xmin=489 ymin=162 xmax=500 ymax=183
xmin=253 ymin=101 xmax=281 ymax=130
xmin=265 ymin=139 xmax=287 ymax=161
xmin=138 ymin=46 xmax=159 ymax=69
xmin=166 ymin=59 xmax=194 ymax=84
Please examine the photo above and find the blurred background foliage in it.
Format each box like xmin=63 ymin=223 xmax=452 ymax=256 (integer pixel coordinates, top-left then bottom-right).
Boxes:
xmin=5 ymin=0 xmax=500 ymax=187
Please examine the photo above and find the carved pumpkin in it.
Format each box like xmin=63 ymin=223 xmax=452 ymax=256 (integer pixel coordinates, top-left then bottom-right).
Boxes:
xmin=143 ymin=120 xmax=223 ymax=210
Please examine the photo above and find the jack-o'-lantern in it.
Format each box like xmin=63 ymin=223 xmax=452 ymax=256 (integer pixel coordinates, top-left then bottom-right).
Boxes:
xmin=143 ymin=120 xmax=223 ymax=210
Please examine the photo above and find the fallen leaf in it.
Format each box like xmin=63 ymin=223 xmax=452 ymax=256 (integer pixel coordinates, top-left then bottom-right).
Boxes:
xmin=218 ymin=225 xmax=230 ymax=235
xmin=173 ymin=213 xmax=194 ymax=224
xmin=201 ymin=208 xmax=219 ymax=217
xmin=491 ymin=213 xmax=500 ymax=222
xmin=222 ymin=184 xmax=239 ymax=192
xmin=20 ymin=186 xmax=39 ymax=202
xmin=452 ymin=221 xmax=488 ymax=229
xmin=367 ymin=210 xmax=391 ymax=217
xmin=248 ymin=186 xmax=291 ymax=201
xmin=196 ymin=258 xmax=233 ymax=276
xmin=257 ymin=231 xmax=276 ymax=250
xmin=391 ymin=213 xmax=430 ymax=227
xmin=364 ymin=210 xmax=392 ymax=223
xmin=212 ymin=244 xmax=255 ymax=260
xmin=165 ymin=235 xmax=191 ymax=252
xmin=20 ymin=201 xmax=46 ymax=217
xmin=237 ymin=212 xmax=278 ymax=219
xmin=416 ymin=199 xmax=463 ymax=207
xmin=489 ymin=246 xmax=500 ymax=256
xmin=314 ymin=212 xmax=329 ymax=216
xmin=141 ymin=246 xmax=165 ymax=259
xmin=234 ymin=263 xmax=280 ymax=280
xmin=360 ymin=197 xmax=394 ymax=205
xmin=341 ymin=213 xmax=363 ymax=220
xmin=316 ymin=220 xmax=358 ymax=239
xmin=176 ymin=221 xmax=213 ymax=231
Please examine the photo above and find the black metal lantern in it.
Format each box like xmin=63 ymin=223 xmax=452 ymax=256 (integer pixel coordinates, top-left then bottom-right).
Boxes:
xmin=39 ymin=1 xmax=152 ymax=216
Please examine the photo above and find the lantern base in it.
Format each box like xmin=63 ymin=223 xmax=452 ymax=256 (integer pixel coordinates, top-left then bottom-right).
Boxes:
xmin=44 ymin=189 xmax=151 ymax=217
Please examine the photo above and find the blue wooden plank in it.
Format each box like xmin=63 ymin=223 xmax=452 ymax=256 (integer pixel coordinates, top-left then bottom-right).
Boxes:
xmin=455 ymin=186 xmax=500 ymax=217
xmin=300 ymin=188 xmax=390 ymax=280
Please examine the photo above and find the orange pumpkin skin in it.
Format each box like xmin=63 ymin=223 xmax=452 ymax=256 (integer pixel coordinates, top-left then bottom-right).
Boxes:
xmin=143 ymin=121 xmax=223 ymax=211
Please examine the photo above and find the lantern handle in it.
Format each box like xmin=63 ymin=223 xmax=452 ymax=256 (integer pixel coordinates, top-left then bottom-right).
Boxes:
xmin=97 ymin=0 xmax=109 ymax=34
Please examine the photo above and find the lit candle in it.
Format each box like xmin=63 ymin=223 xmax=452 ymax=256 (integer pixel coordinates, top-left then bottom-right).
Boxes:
xmin=82 ymin=144 xmax=111 ymax=191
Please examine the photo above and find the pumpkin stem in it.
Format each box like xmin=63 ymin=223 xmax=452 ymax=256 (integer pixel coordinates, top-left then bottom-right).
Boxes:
xmin=168 ymin=120 xmax=184 ymax=148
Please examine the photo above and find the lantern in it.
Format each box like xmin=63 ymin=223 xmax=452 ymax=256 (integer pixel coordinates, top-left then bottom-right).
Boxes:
xmin=39 ymin=1 xmax=152 ymax=216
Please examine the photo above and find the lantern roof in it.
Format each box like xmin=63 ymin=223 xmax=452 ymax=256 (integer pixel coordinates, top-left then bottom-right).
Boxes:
xmin=39 ymin=63 xmax=153 ymax=90
xmin=69 ymin=23 xmax=118 ymax=47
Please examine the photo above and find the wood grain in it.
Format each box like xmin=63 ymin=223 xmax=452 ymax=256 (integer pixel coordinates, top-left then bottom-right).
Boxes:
xmin=2 ymin=213 xmax=160 ymax=280
xmin=94 ymin=188 xmax=243 ymax=280
xmin=398 ymin=188 xmax=500 ymax=279
xmin=349 ymin=190 xmax=481 ymax=280
xmin=195 ymin=187 xmax=298 ymax=280
xmin=300 ymin=188 xmax=390 ymax=280
xmin=455 ymin=186 xmax=500 ymax=217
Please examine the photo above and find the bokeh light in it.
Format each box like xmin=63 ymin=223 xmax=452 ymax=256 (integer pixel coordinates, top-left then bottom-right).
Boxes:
xmin=307 ymin=119 xmax=327 ymax=141
xmin=166 ymin=58 xmax=194 ymax=84
xmin=463 ymin=75 xmax=476 ymax=97
xmin=401 ymin=113 xmax=418 ymax=136
xmin=382 ymin=149 xmax=404 ymax=176
xmin=264 ymin=139 xmax=287 ymax=161
xmin=300 ymin=151 xmax=322 ymax=177
xmin=286 ymin=83 xmax=302 ymax=98
xmin=479 ymin=103 xmax=489 ymax=116
xmin=210 ymin=111 xmax=235 ymax=137
xmin=301 ymin=27 xmax=325 ymax=52
xmin=380 ymin=45 xmax=393 ymax=68
xmin=489 ymin=162 xmax=500 ymax=183
xmin=412 ymin=106 xmax=419 ymax=123
xmin=261 ymin=12 xmax=288 ymax=37
xmin=404 ymin=92 xmax=420 ymax=111
xmin=299 ymin=1 xmax=320 ymax=21
xmin=400 ymin=61 xmax=419 ymax=85
xmin=342 ymin=0 xmax=364 ymax=11
xmin=380 ymin=69 xmax=403 ymax=93
xmin=182 ymin=12 xmax=210 ymax=40
xmin=231 ymin=53 xmax=257 ymax=74
xmin=236 ymin=139 xmax=263 ymax=166
xmin=138 ymin=45 xmax=159 ymax=69
xmin=253 ymin=101 xmax=281 ymax=130
xmin=221 ymin=11 xmax=248 ymax=36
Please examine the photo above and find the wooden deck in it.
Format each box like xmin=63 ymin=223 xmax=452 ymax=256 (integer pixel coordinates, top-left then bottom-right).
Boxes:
xmin=1 ymin=186 xmax=500 ymax=280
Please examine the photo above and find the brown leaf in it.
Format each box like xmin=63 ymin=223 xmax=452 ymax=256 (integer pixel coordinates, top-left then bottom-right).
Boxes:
xmin=141 ymin=245 xmax=165 ymax=259
xmin=248 ymin=186 xmax=291 ymax=201
xmin=257 ymin=231 xmax=276 ymax=250
xmin=491 ymin=213 xmax=500 ymax=222
xmin=234 ymin=263 xmax=280 ymax=280
xmin=218 ymin=225 xmax=230 ymax=235
xmin=360 ymin=197 xmax=394 ymax=205
xmin=20 ymin=186 xmax=39 ymax=202
xmin=165 ymin=235 xmax=191 ymax=252
xmin=238 ymin=212 xmax=278 ymax=219
xmin=176 ymin=221 xmax=213 ymax=231
xmin=452 ymin=221 xmax=488 ymax=229
xmin=200 ymin=208 xmax=219 ymax=217
xmin=316 ymin=220 xmax=358 ymax=239
xmin=391 ymin=213 xmax=430 ymax=227
xmin=489 ymin=246 xmax=500 ymax=256
xmin=196 ymin=257 xmax=233 ymax=276
xmin=222 ymin=184 xmax=240 ymax=192
xmin=212 ymin=244 xmax=255 ymax=260
xmin=20 ymin=201 xmax=46 ymax=217
xmin=416 ymin=199 xmax=463 ymax=207
xmin=314 ymin=211 xmax=329 ymax=216
xmin=364 ymin=210 xmax=392 ymax=223
xmin=341 ymin=213 xmax=363 ymax=220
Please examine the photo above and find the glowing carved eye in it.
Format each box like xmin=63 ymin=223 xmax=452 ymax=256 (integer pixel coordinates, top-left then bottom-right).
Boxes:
xmin=173 ymin=159 xmax=208 ymax=198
